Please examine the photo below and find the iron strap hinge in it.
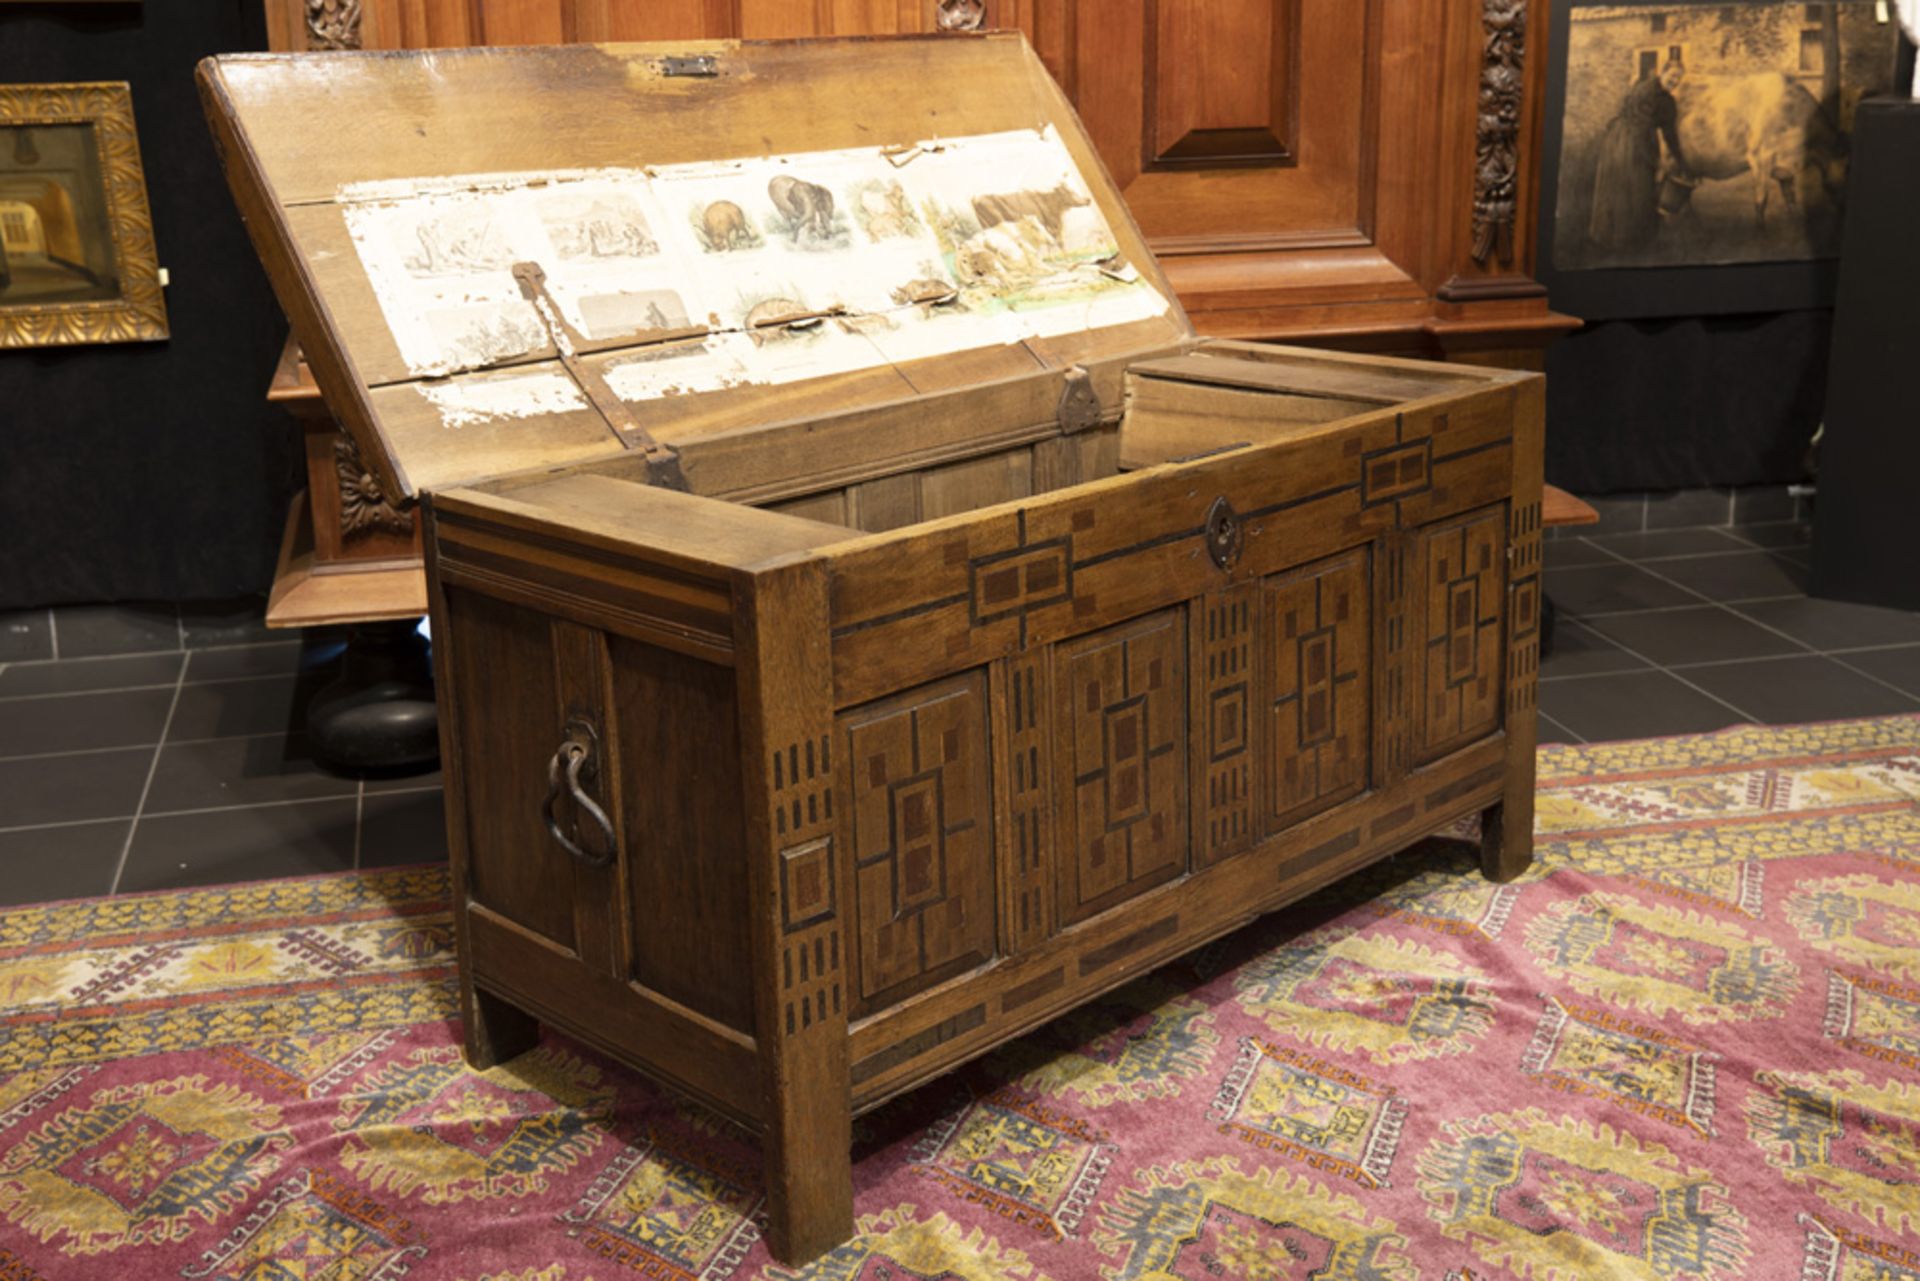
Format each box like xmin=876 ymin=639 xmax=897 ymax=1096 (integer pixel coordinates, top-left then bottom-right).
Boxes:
xmin=512 ymin=260 xmax=690 ymax=491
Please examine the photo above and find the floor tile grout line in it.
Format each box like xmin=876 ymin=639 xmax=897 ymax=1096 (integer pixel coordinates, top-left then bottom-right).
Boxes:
xmin=1561 ymin=543 xmax=1783 ymax=565
xmin=145 ymin=785 xmax=441 ymax=820
xmin=0 ymin=670 xmax=316 ymax=702
xmin=0 ymin=785 xmax=443 ymax=837
xmin=1575 ymin=544 xmax=1920 ymax=714
xmin=1536 ymin=711 xmax=1587 ymax=745
xmin=106 ymin=657 xmax=191 ymax=896
xmin=1823 ymin=640 xmax=1920 ymax=657
xmin=1820 ymin=651 xmax=1920 ymax=708
xmin=0 ymin=814 xmax=140 ymax=835
xmin=1564 ymin=593 xmax=1805 ymax=621
xmin=1584 ymin=544 xmax=1822 ymax=657
xmin=0 ymin=680 xmax=185 ymax=704
xmin=1547 ymin=548 xmax=1762 ymax=725
xmin=0 ymin=730 xmax=316 ymax=765
xmin=1 ymin=638 xmax=306 ymax=670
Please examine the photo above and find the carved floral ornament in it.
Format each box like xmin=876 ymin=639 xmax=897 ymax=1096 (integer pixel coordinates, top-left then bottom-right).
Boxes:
xmin=335 ymin=434 xmax=412 ymax=540
xmin=305 ymin=0 xmax=364 ymax=51
xmin=937 ymin=0 xmax=987 ymax=32
xmin=1472 ymin=0 xmax=1527 ymax=266
xmin=0 ymin=83 xmax=169 ymax=349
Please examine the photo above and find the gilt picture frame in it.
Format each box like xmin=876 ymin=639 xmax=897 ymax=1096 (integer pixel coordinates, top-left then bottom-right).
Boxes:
xmin=0 ymin=82 xmax=168 ymax=348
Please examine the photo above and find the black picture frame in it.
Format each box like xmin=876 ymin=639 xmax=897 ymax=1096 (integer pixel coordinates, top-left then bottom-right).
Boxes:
xmin=1537 ymin=0 xmax=1910 ymax=321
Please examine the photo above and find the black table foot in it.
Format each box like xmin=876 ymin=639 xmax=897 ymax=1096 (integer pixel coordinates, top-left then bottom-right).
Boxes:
xmin=307 ymin=619 xmax=438 ymax=773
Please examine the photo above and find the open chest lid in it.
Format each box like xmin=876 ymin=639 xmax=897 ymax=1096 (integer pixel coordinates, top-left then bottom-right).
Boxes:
xmin=199 ymin=35 xmax=1194 ymax=505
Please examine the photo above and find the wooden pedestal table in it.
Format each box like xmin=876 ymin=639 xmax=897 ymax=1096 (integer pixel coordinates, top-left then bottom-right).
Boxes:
xmin=266 ymin=339 xmax=438 ymax=770
xmin=1538 ymin=484 xmax=1599 ymax=655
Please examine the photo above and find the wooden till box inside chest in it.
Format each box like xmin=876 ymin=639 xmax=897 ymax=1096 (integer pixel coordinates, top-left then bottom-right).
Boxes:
xmin=199 ymin=34 xmax=1542 ymax=1264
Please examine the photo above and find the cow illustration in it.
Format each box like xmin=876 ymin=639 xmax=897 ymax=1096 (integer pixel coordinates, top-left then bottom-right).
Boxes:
xmin=1675 ymin=73 xmax=1849 ymax=227
xmin=700 ymin=200 xmax=752 ymax=251
xmin=971 ymin=184 xmax=1089 ymax=242
xmin=768 ymin=175 xmax=837 ymax=244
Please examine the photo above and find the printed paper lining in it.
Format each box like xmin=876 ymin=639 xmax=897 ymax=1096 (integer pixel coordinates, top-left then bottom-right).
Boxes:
xmin=340 ymin=127 xmax=1169 ymax=428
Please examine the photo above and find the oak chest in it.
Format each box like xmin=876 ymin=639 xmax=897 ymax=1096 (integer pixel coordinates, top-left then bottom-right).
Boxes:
xmin=200 ymin=34 xmax=1542 ymax=1264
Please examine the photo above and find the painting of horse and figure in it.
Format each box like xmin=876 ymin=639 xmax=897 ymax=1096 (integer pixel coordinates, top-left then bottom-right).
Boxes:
xmin=1554 ymin=2 xmax=1899 ymax=270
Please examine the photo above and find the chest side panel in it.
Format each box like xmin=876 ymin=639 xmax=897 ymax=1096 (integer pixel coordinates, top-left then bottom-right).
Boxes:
xmin=607 ymin=635 xmax=755 ymax=1032
xmin=443 ymin=588 xmax=582 ymax=950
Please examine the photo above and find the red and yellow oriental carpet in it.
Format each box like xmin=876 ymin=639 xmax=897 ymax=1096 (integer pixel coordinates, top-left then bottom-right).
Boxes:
xmin=3 ymin=716 xmax=1919 ymax=1279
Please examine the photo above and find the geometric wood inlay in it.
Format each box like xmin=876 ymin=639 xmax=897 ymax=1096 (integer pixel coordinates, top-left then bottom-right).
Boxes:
xmin=1360 ymin=438 xmax=1433 ymax=508
xmin=1264 ymin=547 xmax=1371 ymax=831
xmin=841 ymin=671 xmax=995 ymax=1014
xmin=1055 ymin=609 xmax=1187 ymax=927
xmin=1417 ymin=506 xmax=1505 ymax=758
xmin=1507 ymin=498 xmax=1543 ymax=717
xmin=1000 ymin=652 xmax=1055 ymax=953
xmin=771 ymin=732 xmax=842 ymax=1038
xmin=1373 ymin=531 xmax=1415 ymax=788
xmin=1193 ymin=585 xmax=1257 ymax=865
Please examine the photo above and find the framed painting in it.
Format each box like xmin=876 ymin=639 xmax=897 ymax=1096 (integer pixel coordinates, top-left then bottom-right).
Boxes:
xmin=0 ymin=82 xmax=168 ymax=348
xmin=1538 ymin=1 xmax=1904 ymax=319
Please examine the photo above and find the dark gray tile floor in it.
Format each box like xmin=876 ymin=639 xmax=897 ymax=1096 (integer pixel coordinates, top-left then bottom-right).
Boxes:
xmin=0 ymin=605 xmax=441 ymax=906
xmin=2 ymin=519 xmax=1916 ymax=906
xmin=1535 ymin=520 xmax=1920 ymax=745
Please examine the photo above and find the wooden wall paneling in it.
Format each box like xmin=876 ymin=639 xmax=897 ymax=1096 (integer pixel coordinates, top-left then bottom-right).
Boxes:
xmin=1146 ymin=0 xmax=1299 ymax=168
xmin=374 ymin=0 xmax=475 ymax=48
xmin=471 ymin=0 xmax=566 ymax=43
xmin=997 ymin=0 xmax=1076 ymax=97
xmin=840 ymin=672 xmax=997 ymax=1016
xmin=1053 ymin=608 xmax=1187 ymax=926
xmin=738 ymin=0 xmax=826 ymax=37
xmin=572 ymin=0 xmax=739 ymax=40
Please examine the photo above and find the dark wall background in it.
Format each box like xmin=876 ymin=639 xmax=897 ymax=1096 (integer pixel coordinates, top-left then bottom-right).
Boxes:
xmin=1543 ymin=309 xmax=1830 ymax=494
xmin=0 ymin=1 xmax=288 ymax=611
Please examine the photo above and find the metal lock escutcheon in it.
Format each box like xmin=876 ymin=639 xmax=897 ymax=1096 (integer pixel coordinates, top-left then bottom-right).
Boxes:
xmin=1205 ymin=496 xmax=1244 ymax=571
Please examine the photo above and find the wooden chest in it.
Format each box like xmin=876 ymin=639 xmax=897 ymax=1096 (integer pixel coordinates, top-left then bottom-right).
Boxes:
xmin=200 ymin=35 xmax=1541 ymax=1264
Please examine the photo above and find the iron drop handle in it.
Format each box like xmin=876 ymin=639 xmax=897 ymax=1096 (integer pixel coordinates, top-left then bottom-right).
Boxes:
xmin=542 ymin=727 xmax=615 ymax=867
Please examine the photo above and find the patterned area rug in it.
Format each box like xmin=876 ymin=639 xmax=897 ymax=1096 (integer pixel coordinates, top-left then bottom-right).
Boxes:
xmin=3 ymin=716 xmax=1919 ymax=1280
